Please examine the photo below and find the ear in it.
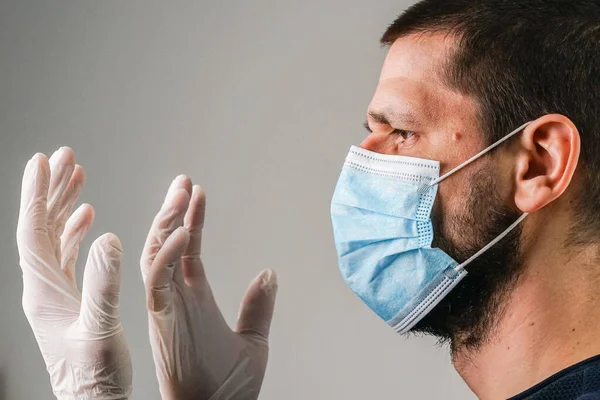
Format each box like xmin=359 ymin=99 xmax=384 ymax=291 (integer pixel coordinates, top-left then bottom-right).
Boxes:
xmin=514 ymin=114 xmax=580 ymax=213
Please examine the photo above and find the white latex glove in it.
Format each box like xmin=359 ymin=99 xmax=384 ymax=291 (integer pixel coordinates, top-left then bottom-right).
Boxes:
xmin=16 ymin=148 xmax=133 ymax=400
xmin=140 ymin=175 xmax=278 ymax=400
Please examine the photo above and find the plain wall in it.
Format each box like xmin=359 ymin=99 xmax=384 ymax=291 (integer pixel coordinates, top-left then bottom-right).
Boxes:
xmin=0 ymin=1 xmax=475 ymax=399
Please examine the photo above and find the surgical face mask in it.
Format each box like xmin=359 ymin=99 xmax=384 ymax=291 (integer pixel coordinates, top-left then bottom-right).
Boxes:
xmin=330 ymin=122 xmax=531 ymax=334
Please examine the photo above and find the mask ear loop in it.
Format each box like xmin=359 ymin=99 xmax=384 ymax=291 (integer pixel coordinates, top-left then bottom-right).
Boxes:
xmin=429 ymin=121 xmax=532 ymax=187
xmin=425 ymin=121 xmax=533 ymax=273
xmin=454 ymin=212 xmax=528 ymax=272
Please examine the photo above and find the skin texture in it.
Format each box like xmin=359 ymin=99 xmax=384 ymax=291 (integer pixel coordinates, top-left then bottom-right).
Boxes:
xmin=361 ymin=32 xmax=600 ymax=399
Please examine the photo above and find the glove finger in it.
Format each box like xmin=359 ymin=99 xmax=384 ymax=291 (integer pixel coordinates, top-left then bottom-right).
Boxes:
xmin=17 ymin=153 xmax=51 ymax=247
xmin=146 ymin=226 xmax=190 ymax=313
xmin=182 ymin=185 xmax=208 ymax=284
xmin=236 ymin=269 xmax=278 ymax=342
xmin=173 ymin=184 xmax=199 ymax=288
xmin=140 ymin=175 xmax=191 ymax=282
xmin=46 ymin=147 xmax=76 ymax=261
xmin=80 ymin=233 xmax=124 ymax=334
xmin=18 ymin=153 xmax=79 ymax=312
xmin=55 ymin=164 xmax=85 ymax=241
xmin=60 ymin=203 xmax=95 ymax=289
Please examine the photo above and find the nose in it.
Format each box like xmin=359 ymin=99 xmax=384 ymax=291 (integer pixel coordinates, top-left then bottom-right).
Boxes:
xmin=359 ymin=133 xmax=398 ymax=155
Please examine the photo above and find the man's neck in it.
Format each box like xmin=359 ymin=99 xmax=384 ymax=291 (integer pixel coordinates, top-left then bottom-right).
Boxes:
xmin=453 ymin=242 xmax=600 ymax=400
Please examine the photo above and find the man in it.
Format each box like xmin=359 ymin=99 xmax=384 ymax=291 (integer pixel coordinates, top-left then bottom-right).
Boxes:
xmin=363 ymin=1 xmax=600 ymax=398
xmin=15 ymin=0 xmax=600 ymax=399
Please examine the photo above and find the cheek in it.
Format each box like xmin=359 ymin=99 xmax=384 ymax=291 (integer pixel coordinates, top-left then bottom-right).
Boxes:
xmin=431 ymin=172 xmax=475 ymax=241
xmin=434 ymin=173 xmax=470 ymax=213
xmin=432 ymin=147 xmax=495 ymax=223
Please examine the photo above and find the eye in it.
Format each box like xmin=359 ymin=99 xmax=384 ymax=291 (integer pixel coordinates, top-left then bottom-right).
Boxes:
xmin=391 ymin=129 xmax=416 ymax=140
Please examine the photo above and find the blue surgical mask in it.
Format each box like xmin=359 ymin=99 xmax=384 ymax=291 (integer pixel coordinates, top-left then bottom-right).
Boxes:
xmin=330 ymin=122 xmax=531 ymax=333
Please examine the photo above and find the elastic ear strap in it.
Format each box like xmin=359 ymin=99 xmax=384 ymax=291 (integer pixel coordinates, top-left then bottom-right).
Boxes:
xmin=455 ymin=212 xmax=529 ymax=272
xmin=429 ymin=121 xmax=532 ymax=186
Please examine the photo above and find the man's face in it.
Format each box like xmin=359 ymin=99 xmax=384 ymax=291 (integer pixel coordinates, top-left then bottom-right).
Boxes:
xmin=362 ymin=33 xmax=525 ymax=349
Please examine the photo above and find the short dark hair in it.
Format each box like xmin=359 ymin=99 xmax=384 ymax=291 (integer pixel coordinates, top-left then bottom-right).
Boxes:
xmin=382 ymin=0 xmax=600 ymax=246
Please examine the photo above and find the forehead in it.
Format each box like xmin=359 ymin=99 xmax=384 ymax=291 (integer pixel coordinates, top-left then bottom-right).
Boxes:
xmin=380 ymin=32 xmax=453 ymax=82
xmin=372 ymin=33 xmax=475 ymax=126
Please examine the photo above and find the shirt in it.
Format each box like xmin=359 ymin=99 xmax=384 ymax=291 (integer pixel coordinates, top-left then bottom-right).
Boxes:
xmin=509 ymin=354 xmax=600 ymax=400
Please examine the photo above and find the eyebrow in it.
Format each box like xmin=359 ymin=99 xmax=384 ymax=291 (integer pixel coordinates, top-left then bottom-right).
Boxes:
xmin=367 ymin=109 xmax=419 ymax=126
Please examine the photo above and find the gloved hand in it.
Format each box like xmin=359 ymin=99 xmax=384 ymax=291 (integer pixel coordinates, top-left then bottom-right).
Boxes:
xmin=140 ymin=175 xmax=278 ymax=400
xmin=16 ymin=148 xmax=133 ymax=400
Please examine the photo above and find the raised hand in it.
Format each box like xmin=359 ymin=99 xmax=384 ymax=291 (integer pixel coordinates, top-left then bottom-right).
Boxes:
xmin=141 ymin=176 xmax=278 ymax=400
xmin=16 ymin=148 xmax=132 ymax=400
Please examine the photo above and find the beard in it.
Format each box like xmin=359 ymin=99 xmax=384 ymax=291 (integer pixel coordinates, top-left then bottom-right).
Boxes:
xmin=410 ymin=160 xmax=525 ymax=353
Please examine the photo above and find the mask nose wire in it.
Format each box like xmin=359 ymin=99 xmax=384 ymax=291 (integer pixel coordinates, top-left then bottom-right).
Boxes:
xmin=428 ymin=121 xmax=532 ymax=187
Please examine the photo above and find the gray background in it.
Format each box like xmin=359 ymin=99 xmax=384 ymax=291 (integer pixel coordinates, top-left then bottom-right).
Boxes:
xmin=0 ymin=1 xmax=474 ymax=399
